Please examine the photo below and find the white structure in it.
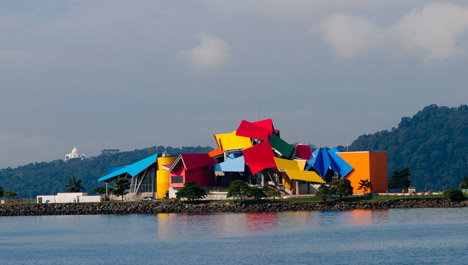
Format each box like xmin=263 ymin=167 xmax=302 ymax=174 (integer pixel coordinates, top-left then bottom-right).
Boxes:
xmin=65 ymin=146 xmax=86 ymax=161
xmin=37 ymin=192 xmax=102 ymax=203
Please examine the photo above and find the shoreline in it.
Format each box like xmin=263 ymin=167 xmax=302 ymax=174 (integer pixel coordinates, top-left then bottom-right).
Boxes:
xmin=1 ymin=198 xmax=467 ymax=216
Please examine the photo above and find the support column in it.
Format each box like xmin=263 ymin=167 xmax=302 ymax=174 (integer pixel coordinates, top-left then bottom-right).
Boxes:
xmin=295 ymin=180 xmax=300 ymax=196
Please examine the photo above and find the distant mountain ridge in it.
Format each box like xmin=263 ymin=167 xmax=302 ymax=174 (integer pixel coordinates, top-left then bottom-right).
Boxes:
xmin=0 ymin=146 xmax=213 ymax=198
xmin=349 ymin=104 xmax=468 ymax=191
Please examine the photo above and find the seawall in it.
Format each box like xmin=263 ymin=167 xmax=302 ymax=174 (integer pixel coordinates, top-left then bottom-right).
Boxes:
xmin=1 ymin=198 xmax=467 ymax=216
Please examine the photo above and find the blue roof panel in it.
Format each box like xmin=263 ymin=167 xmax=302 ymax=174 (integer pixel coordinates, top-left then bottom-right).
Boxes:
xmin=328 ymin=148 xmax=353 ymax=177
xmin=98 ymin=153 xmax=158 ymax=182
xmin=105 ymin=166 xmax=128 ymax=174
xmin=214 ymin=156 xmax=245 ymax=172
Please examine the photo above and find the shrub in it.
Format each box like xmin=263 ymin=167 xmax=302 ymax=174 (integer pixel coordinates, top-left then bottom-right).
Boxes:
xmin=443 ymin=188 xmax=465 ymax=202
xmin=330 ymin=179 xmax=353 ymax=200
xmin=316 ymin=184 xmax=330 ymax=203
xmin=176 ymin=181 xmax=207 ymax=201
xmin=227 ymin=180 xmax=251 ymax=202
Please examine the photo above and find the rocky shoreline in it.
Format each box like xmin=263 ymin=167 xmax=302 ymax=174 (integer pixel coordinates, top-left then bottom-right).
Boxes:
xmin=1 ymin=198 xmax=467 ymax=216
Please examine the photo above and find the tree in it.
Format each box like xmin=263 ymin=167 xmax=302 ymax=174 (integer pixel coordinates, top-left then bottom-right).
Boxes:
xmin=389 ymin=167 xmax=411 ymax=192
xmin=264 ymin=187 xmax=281 ymax=201
xmin=65 ymin=176 xmax=84 ymax=192
xmin=357 ymin=179 xmax=374 ymax=195
xmin=112 ymin=177 xmax=130 ymax=201
xmin=227 ymin=180 xmax=251 ymax=202
xmin=330 ymin=179 xmax=353 ymax=200
xmin=4 ymin=190 xmax=17 ymax=199
xmin=316 ymin=184 xmax=331 ymax=203
xmin=176 ymin=181 xmax=207 ymax=201
xmin=459 ymin=176 xmax=468 ymax=189
xmin=93 ymin=187 xmax=107 ymax=195
xmin=0 ymin=185 xmax=3 ymax=197
xmin=443 ymin=188 xmax=465 ymax=202
xmin=248 ymin=186 xmax=267 ymax=200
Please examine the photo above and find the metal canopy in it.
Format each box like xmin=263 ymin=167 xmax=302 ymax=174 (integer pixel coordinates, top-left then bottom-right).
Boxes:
xmin=98 ymin=153 xmax=158 ymax=182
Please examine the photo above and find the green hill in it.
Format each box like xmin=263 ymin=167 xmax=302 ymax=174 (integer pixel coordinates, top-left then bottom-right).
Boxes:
xmin=0 ymin=146 xmax=213 ymax=199
xmin=349 ymin=104 xmax=468 ymax=191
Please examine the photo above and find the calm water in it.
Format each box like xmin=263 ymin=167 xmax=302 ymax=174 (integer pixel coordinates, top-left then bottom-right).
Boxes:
xmin=1 ymin=208 xmax=468 ymax=264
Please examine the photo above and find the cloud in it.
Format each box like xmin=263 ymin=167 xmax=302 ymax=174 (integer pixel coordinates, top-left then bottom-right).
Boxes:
xmin=178 ymin=32 xmax=231 ymax=74
xmin=393 ymin=3 xmax=468 ymax=61
xmin=320 ymin=3 xmax=468 ymax=62
xmin=321 ymin=14 xmax=383 ymax=59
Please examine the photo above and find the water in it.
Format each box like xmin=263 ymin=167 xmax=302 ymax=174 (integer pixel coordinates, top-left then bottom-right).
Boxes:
xmin=1 ymin=208 xmax=468 ymax=264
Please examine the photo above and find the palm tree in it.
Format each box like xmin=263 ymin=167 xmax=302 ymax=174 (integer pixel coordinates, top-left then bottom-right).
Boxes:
xmin=65 ymin=176 xmax=84 ymax=192
xmin=357 ymin=179 xmax=373 ymax=195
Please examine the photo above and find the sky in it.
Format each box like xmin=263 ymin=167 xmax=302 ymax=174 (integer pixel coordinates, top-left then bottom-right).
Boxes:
xmin=1 ymin=0 xmax=468 ymax=168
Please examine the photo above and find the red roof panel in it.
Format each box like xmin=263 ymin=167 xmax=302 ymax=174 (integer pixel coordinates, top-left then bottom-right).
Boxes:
xmin=253 ymin=119 xmax=275 ymax=135
xmin=236 ymin=120 xmax=270 ymax=140
xmin=295 ymin=144 xmax=312 ymax=160
xmin=242 ymin=141 xmax=276 ymax=174
xmin=171 ymin=154 xmax=216 ymax=171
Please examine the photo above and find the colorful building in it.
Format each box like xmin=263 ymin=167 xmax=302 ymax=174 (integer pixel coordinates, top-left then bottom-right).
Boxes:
xmin=98 ymin=118 xmax=388 ymax=199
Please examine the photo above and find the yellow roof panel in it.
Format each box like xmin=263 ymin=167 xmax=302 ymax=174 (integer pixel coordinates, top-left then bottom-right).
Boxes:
xmin=295 ymin=160 xmax=307 ymax=171
xmin=274 ymin=157 xmax=300 ymax=170
xmin=157 ymin=156 xmax=177 ymax=170
xmin=284 ymin=170 xmax=325 ymax=183
xmin=214 ymin=131 xmax=252 ymax=151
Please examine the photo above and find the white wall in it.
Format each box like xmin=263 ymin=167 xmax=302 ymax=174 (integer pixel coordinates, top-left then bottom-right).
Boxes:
xmin=37 ymin=195 xmax=56 ymax=203
xmin=78 ymin=196 xmax=102 ymax=203
xmin=37 ymin=193 xmax=102 ymax=203
xmin=56 ymin=193 xmax=87 ymax=203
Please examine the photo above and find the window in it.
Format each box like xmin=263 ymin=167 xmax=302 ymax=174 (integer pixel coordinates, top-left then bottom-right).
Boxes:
xmin=172 ymin=175 xmax=183 ymax=183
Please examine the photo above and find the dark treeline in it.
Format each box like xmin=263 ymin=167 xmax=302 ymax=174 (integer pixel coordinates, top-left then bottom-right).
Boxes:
xmin=0 ymin=146 xmax=213 ymax=198
xmin=349 ymin=104 xmax=468 ymax=191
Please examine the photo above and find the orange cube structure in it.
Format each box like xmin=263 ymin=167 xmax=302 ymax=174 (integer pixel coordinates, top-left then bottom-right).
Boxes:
xmin=337 ymin=152 xmax=388 ymax=193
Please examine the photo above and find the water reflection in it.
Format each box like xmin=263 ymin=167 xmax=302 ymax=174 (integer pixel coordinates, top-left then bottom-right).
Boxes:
xmin=156 ymin=209 xmax=390 ymax=239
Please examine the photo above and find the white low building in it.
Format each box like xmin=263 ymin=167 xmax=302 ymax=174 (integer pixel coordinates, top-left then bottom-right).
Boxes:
xmin=37 ymin=192 xmax=102 ymax=203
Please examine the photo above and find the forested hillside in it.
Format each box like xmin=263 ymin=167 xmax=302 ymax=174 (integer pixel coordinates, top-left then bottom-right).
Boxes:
xmin=0 ymin=146 xmax=213 ymax=198
xmin=350 ymin=104 xmax=468 ymax=191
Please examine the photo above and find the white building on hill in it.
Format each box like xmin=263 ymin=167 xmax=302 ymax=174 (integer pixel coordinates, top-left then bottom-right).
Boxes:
xmin=65 ymin=146 xmax=86 ymax=161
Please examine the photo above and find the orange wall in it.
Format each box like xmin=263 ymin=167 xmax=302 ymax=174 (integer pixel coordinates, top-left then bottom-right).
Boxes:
xmin=337 ymin=152 xmax=370 ymax=194
xmin=337 ymin=152 xmax=388 ymax=193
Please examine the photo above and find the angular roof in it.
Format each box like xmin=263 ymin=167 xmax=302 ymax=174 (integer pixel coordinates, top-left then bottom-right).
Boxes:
xmin=242 ymin=141 xmax=276 ymax=174
xmin=283 ymin=170 xmax=325 ymax=183
xmin=214 ymin=131 xmax=252 ymax=151
xmin=170 ymin=154 xmax=216 ymax=172
xmin=105 ymin=165 xmax=128 ymax=174
xmin=99 ymin=153 xmax=158 ymax=182
xmin=157 ymin=156 xmax=177 ymax=170
xmin=294 ymin=144 xmax=312 ymax=160
xmin=305 ymin=148 xmax=331 ymax=178
xmin=305 ymin=147 xmax=354 ymax=178
xmin=268 ymin=134 xmax=294 ymax=158
xmin=252 ymin=119 xmax=275 ymax=135
xmin=236 ymin=120 xmax=270 ymax=140
xmin=208 ymin=147 xmax=224 ymax=158
xmin=274 ymin=158 xmax=324 ymax=183
xmin=329 ymin=147 xmax=353 ymax=178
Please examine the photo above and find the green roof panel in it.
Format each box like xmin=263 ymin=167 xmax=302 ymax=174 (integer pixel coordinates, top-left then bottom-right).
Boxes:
xmin=268 ymin=134 xmax=294 ymax=159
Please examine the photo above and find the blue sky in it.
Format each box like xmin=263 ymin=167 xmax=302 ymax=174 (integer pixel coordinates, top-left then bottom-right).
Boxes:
xmin=1 ymin=0 xmax=468 ymax=168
